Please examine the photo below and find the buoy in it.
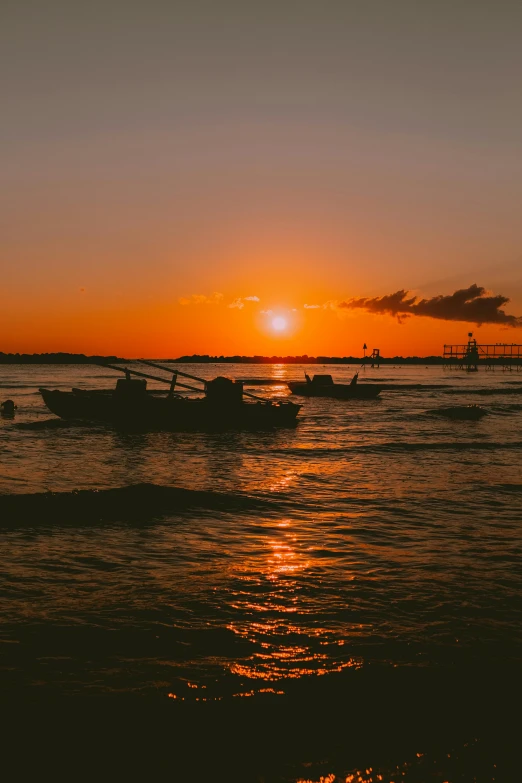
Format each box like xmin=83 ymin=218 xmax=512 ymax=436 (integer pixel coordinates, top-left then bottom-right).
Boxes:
xmin=1 ymin=399 xmax=16 ymax=415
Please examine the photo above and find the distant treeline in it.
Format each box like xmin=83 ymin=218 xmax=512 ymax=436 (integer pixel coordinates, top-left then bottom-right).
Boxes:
xmin=2 ymin=352 xmax=519 ymax=366
xmin=0 ymin=353 xmax=129 ymax=364
xmin=172 ymin=354 xmax=446 ymax=364
xmin=1 ymin=352 xmax=448 ymax=365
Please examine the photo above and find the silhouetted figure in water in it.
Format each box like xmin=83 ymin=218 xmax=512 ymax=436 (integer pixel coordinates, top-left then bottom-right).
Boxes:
xmin=305 ymin=373 xmax=311 ymax=384
xmin=1 ymin=400 xmax=16 ymax=416
xmin=350 ymin=372 xmax=359 ymax=386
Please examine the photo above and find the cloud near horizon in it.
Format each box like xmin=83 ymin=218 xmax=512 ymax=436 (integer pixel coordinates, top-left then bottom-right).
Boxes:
xmin=303 ymin=301 xmax=338 ymax=311
xmin=228 ymin=295 xmax=260 ymax=309
xmin=179 ymin=292 xmax=224 ymax=306
xmin=179 ymin=293 xmax=260 ymax=308
xmin=338 ymin=284 xmax=522 ymax=327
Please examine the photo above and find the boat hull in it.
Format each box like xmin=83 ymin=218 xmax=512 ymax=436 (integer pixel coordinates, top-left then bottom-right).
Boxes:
xmin=287 ymin=382 xmax=381 ymax=399
xmin=40 ymin=389 xmax=300 ymax=431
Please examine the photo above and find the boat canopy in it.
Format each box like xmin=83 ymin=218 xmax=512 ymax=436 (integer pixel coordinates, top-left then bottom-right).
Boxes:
xmin=312 ymin=374 xmax=334 ymax=385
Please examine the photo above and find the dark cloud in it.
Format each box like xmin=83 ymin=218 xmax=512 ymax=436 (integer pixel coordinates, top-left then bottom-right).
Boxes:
xmin=338 ymin=284 xmax=522 ymax=327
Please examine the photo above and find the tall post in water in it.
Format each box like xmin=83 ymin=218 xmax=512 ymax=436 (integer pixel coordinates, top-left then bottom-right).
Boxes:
xmin=465 ymin=332 xmax=479 ymax=372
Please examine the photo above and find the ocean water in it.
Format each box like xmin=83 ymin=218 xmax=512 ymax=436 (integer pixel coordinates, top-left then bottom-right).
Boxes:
xmin=1 ymin=363 xmax=522 ymax=781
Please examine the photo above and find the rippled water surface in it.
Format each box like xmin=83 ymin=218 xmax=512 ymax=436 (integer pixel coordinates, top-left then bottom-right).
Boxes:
xmin=1 ymin=363 xmax=521 ymax=780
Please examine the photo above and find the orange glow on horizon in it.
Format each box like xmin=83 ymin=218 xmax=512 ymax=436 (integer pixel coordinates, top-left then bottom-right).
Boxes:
xmin=3 ymin=2 xmax=522 ymax=361
xmin=3 ymin=296 xmax=522 ymax=359
xmin=2 ymin=272 xmax=522 ymax=358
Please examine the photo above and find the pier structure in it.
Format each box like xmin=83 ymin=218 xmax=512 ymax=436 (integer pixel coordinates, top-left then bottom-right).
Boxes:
xmin=443 ymin=333 xmax=522 ymax=370
xmin=370 ymin=348 xmax=381 ymax=368
xmin=360 ymin=344 xmax=381 ymax=368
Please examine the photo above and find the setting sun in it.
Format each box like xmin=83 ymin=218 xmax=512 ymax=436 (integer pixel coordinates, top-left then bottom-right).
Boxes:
xmin=272 ymin=316 xmax=287 ymax=332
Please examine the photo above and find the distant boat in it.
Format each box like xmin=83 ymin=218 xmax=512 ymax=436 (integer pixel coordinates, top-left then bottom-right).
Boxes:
xmin=40 ymin=364 xmax=300 ymax=431
xmin=288 ymin=373 xmax=381 ymax=399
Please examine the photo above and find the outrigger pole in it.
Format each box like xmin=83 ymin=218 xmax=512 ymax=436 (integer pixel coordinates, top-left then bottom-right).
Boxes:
xmin=140 ymin=360 xmax=271 ymax=403
xmin=99 ymin=362 xmax=202 ymax=394
xmin=139 ymin=360 xmax=207 ymax=386
xmin=99 ymin=360 xmax=272 ymax=404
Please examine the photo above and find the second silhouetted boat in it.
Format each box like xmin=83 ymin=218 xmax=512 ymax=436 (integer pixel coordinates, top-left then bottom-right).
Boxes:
xmin=288 ymin=373 xmax=381 ymax=399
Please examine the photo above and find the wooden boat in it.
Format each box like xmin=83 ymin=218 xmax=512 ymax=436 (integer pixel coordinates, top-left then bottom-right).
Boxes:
xmin=40 ymin=362 xmax=300 ymax=431
xmin=288 ymin=373 xmax=381 ymax=399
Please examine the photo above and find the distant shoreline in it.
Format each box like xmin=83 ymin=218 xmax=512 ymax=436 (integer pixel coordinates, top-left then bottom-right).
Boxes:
xmin=0 ymin=353 xmax=130 ymax=365
xmin=3 ymin=351 xmax=447 ymax=365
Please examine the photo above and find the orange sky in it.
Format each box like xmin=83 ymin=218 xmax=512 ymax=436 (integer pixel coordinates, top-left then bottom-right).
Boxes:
xmin=2 ymin=281 xmax=521 ymax=358
xmin=2 ymin=2 xmax=522 ymax=357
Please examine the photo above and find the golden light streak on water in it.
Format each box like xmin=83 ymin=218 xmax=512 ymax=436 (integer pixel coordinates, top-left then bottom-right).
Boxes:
xmin=294 ymin=742 xmax=499 ymax=782
xmin=266 ymin=469 xmax=300 ymax=492
xmin=227 ymin=516 xmax=362 ymax=681
xmin=270 ymin=363 xmax=287 ymax=380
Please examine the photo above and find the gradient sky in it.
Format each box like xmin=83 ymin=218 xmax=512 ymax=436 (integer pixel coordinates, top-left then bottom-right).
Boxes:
xmin=2 ymin=0 xmax=522 ymax=356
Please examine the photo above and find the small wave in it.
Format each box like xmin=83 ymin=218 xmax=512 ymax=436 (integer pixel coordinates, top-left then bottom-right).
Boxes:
xmin=0 ymin=383 xmax=37 ymax=389
xmin=379 ymin=383 xmax=453 ymax=390
xmin=15 ymin=419 xmax=95 ymax=431
xmin=487 ymin=482 xmax=522 ymax=494
xmin=238 ymin=378 xmax=283 ymax=385
xmin=363 ymin=440 xmax=522 ymax=453
xmin=442 ymin=387 xmax=522 ymax=396
xmin=275 ymin=440 xmax=522 ymax=458
xmin=426 ymin=405 xmax=488 ymax=420
xmin=0 ymin=483 xmax=270 ymax=527
xmin=485 ymin=403 xmax=522 ymax=417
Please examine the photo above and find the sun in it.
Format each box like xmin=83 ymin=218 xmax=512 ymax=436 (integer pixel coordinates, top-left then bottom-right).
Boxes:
xmin=272 ymin=316 xmax=287 ymax=331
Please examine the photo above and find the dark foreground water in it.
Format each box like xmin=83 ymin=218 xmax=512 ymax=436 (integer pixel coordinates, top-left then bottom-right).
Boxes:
xmin=1 ymin=363 xmax=521 ymax=781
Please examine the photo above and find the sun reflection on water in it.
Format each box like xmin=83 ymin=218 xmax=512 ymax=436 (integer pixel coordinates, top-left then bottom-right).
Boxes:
xmin=270 ymin=363 xmax=287 ymax=381
xmin=294 ymin=739 xmax=492 ymax=782
xmin=227 ymin=519 xmax=361 ymax=682
xmin=265 ymin=469 xmax=300 ymax=493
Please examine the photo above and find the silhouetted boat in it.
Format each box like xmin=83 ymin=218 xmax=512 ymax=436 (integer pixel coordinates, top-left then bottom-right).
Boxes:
xmin=40 ymin=363 xmax=300 ymax=431
xmin=288 ymin=373 xmax=381 ymax=399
